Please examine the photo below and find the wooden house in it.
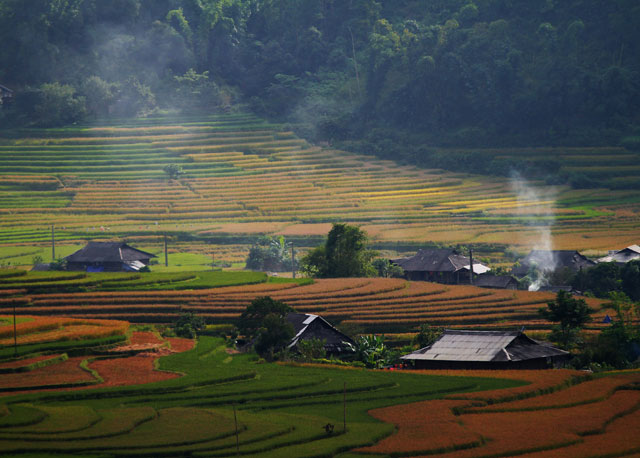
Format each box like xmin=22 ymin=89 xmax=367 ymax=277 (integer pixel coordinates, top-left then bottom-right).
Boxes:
xmin=474 ymin=274 xmax=519 ymax=290
xmin=512 ymin=250 xmax=595 ymax=277
xmin=0 ymin=84 xmax=13 ymax=105
xmin=392 ymin=248 xmax=490 ymax=284
xmin=64 ymin=242 xmax=156 ymax=272
xmin=401 ymin=329 xmax=570 ymax=369
xmin=597 ymin=245 xmax=640 ymax=265
xmin=286 ymin=313 xmax=355 ymax=355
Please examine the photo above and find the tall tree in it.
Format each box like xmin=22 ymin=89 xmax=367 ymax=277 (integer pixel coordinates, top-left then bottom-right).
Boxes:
xmin=301 ymin=223 xmax=377 ymax=278
xmin=538 ymin=291 xmax=593 ymax=349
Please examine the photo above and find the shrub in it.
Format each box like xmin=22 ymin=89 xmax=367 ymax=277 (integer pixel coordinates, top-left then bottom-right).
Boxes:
xmin=172 ymin=312 xmax=205 ymax=338
xmin=297 ymin=338 xmax=327 ymax=362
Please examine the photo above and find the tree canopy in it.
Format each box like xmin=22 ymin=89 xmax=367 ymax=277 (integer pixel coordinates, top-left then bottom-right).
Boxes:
xmin=245 ymin=236 xmax=295 ymax=273
xmin=237 ymin=296 xmax=294 ymax=359
xmin=301 ymin=223 xmax=377 ymax=278
xmin=538 ymin=290 xmax=593 ymax=349
xmin=1 ymin=1 xmax=639 ymax=188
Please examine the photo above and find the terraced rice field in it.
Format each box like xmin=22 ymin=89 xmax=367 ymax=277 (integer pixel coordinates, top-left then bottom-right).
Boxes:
xmin=0 ymin=277 xmax=609 ymax=333
xmin=0 ymin=315 xmax=128 ymax=346
xmin=0 ymin=333 xmax=193 ymax=396
xmin=357 ymin=370 xmax=640 ymax=457
xmin=0 ymin=335 xmax=523 ymax=457
xmin=0 ymin=114 xmax=638 ymax=267
xmin=2 ymin=332 xmax=638 ymax=457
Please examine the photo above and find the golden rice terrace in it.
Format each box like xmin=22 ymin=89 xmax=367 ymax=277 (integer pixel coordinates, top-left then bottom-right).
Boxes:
xmin=0 ymin=113 xmax=638 ymax=255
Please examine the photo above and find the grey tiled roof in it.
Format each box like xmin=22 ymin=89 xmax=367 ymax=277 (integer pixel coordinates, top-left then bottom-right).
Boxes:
xmin=286 ymin=312 xmax=355 ymax=352
xmin=512 ymin=250 xmax=595 ymax=276
xmin=401 ymin=329 xmax=568 ymax=362
xmin=394 ymin=248 xmax=488 ymax=273
xmin=65 ymin=242 xmax=155 ymax=263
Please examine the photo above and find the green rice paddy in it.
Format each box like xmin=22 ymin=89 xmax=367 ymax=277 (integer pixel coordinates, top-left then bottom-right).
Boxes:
xmin=0 ymin=336 xmax=523 ymax=457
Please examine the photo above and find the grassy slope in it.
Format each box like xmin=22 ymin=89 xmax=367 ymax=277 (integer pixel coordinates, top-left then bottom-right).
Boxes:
xmin=0 ymin=336 xmax=524 ymax=457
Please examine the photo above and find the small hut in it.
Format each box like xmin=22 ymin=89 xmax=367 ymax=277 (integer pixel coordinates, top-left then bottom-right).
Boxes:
xmin=401 ymin=329 xmax=570 ymax=369
xmin=512 ymin=250 xmax=594 ymax=277
xmin=0 ymin=84 xmax=14 ymax=105
xmin=65 ymin=241 xmax=156 ymax=272
xmin=597 ymin=245 xmax=640 ymax=265
xmin=393 ymin=248 xmax=490 ymax=284
xmin=474 ymin=274 xmax=519 ymax=290
xmin=286 ymin=313 xmax=355 ymax=355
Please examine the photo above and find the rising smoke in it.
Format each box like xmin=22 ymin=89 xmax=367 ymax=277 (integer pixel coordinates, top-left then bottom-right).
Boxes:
xmin=509 ymin=171 xmax=557 ymax=291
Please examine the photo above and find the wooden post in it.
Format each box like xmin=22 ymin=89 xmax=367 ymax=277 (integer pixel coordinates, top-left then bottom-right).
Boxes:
xmin=469 ymin=249 xmax=474 ymax=285
xmin=291 ymin=243 xmax=295 ymax=279
xmin=51 ymin=225 xmax=55 ymax=261
xmin=164 ymin=234 xmax=168 ymax=267
xmin=343 ymin=381 xmax=347 ymax=433
xmin=233 ymin=403 xmax=240 ymax=456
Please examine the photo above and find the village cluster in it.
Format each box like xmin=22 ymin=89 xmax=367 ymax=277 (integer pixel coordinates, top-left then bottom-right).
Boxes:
xmin=26 ymin=240 xmax=638 ymax=372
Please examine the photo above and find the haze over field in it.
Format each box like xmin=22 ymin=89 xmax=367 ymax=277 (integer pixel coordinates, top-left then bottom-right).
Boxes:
xmin=0 ymin=0 xmax=638 ymax=263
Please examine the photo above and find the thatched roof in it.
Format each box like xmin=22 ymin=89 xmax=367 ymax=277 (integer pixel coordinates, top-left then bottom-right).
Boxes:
xmin=393 ymin=249 xmax=490 ymax=274
xmin=401 ymin=329 xmax=568 ymax=363
xmin=65 ymin=242 xmax=155 ymax=263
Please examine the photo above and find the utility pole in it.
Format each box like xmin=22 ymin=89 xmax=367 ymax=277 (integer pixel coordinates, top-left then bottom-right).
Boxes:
xmin=164 ymin=234 xmax=168 ymax=267
xmin=51 ymin=225 xmax=55 ymax=261
xmin=343 ymin=381 xmax=347 ymax=433
xmin=291 ymin=243 xmax=295 ymax=279
xmin=233 ymin=403 xmax=240 ymax=456
xmin=469 ymin=248 xmax=474 ymax=285
xmin=13 ymin=300 xmax=17 ymax=356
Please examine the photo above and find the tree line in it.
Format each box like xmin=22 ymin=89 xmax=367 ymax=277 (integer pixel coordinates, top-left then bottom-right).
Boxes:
xmin=1 ymin=1 xmax=638 ymax=182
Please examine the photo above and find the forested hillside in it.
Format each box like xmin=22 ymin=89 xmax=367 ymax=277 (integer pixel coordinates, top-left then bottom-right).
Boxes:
xmin=1 ymin=1 xmax=638 ymax=178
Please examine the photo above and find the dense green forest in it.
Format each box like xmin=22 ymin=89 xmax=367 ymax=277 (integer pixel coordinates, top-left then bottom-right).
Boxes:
xmin=1 ymin=1 xmax=638 ymax=172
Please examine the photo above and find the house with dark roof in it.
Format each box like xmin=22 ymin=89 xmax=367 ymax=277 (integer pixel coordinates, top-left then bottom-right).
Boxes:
xmin=511 ymin=250 xmax=595 ymax=277
xmin=286 ymin=313 xmax=355 ymax=355
xmin=0 ymin=84 xmax=13 ymax=105
xmin=474 ymin=274 xmax=519 ymax=290
xmin=64 ymin=242 xmax=156 ymax=272
xmin=597 ymin=245 xmax=640 ymax=265
xmin=393 ymin=248 xmax=490 ymax=284
xmin=401 ymin=329 xmax=570 ymax=369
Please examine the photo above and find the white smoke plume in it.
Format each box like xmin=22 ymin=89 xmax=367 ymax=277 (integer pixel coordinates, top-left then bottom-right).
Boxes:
xmin=509 ymin=172 xmax=557 ymax=291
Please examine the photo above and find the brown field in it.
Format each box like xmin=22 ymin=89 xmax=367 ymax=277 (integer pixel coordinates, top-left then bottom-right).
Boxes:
xmin=357 ymin=370 xmax=640 ymax=457
xmin=0 ymin=279 xmax=609 ymax=333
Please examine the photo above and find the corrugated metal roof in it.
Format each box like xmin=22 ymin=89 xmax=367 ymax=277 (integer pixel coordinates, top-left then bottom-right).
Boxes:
xmin=401 ymin=330 xmax=568 ymax=362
